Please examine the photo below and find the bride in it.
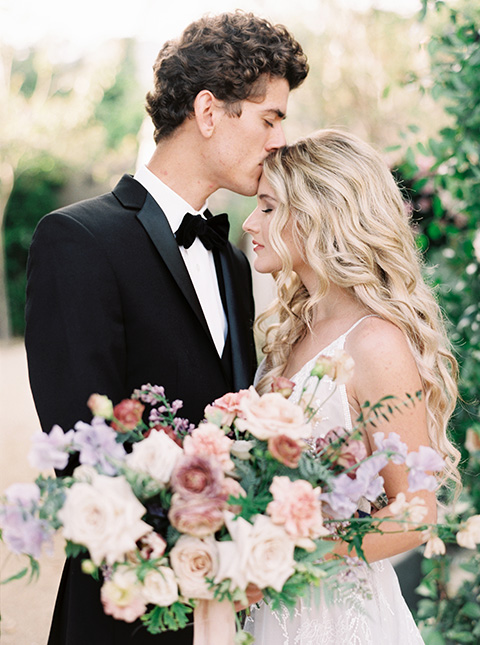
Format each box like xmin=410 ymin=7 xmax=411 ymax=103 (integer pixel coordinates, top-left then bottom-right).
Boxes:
xmin=241 ymin=129 xmax=460 ymax=644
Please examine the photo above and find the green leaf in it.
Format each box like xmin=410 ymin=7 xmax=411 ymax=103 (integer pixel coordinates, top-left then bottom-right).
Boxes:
xmin=444 ymin=631 xmax=475 ymax=643
xmin=420 ymin=625 xmax=446 ymax=645
xmin=1 ymin=567 xmax=29 ymax=584
xmin=461 ymin=601 xmax=480 ymax=619
xmin=64 ymin=541 xmax=88 ymax=559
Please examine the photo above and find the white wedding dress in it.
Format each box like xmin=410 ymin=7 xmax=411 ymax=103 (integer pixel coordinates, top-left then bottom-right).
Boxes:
xmin=244 ymin=317 xmax=425 ymax=645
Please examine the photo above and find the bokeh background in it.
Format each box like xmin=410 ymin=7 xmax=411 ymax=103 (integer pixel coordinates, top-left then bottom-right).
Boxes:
xmin=1 ymin=1 xmax=480 ymax=643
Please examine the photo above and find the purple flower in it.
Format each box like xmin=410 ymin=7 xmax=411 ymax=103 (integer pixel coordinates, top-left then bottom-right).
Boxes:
xmin=373 ymin=432 xmax=408 ymax=464
xmin=5 ymin=483 xmax=40 ymax=507
xmin=0 ymin=506 xmax=52 ymax=558
xmin=133 ymin=384 xmax=165 ymax=405
xmin=320 ymin=474 xmax=364 ymax=519
xmin=406 ymin=446 xmax=445 ymax=472
xmin=73 ymin=419 xmax=126 ymax=475
xmin=406 ymin=446 xmax=445 ymax=493
xmin=171 ymin=400 xmax=183 ymax=414
xmin=28 ymin=425 xmax=75 ymax=471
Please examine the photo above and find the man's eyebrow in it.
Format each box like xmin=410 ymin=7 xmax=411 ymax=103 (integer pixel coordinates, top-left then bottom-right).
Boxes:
xmin=262 ymin=108 xmax=286 ymax=120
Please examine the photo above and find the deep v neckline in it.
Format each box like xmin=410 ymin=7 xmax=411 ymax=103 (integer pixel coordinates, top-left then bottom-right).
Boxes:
xmin=287 ymin=315 xmax=376 ymax=382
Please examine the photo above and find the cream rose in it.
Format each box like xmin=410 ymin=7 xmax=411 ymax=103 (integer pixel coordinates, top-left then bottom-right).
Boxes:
xmin=58 ymin=475 xmax=150 ymax=565
xmin=141 ymin=566 xmax=179 ymax=607
xmin=169 ymin=535 xmax=219 ymax=599
xmin=126 ymin=430 xmax=183 ymax=486
xmin=236 ymin=391 xmax=311 ymax=441
xmin=214 ymin=512 xmax=295 ymax=593
xmin=243 ymin=515 xmax=296 ymax=592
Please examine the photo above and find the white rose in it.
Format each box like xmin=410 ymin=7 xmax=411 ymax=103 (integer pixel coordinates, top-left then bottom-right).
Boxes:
xmin=142 ymin=566 xmax=179 ymax=607
xmin=456 ymin=515 xmax=480 ymax=549
xmin=236 ymin=391 xmax=311 ymax=441
xmin=214 ymin=512 xmax=295 ymax=593
xmin=230 ymin=440 xmax=254 ymax=460
xmin=58 ymin=475 xmax=150 ymax=565
xmin=170 ymin=535 xmax=219 ymax=599
xmin=126 ymin=430 xmax=183 ymax=486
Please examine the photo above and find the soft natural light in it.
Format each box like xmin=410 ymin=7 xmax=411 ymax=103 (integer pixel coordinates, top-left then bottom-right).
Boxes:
xmin=1 ymin=0 xmax=422 ymax=54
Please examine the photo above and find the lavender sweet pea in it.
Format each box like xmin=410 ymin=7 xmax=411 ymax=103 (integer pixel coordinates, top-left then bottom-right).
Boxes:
xmin=406 ymin=446 xmax=445 ymax=492
xmin=28 ymin=425 xmax=75 ymax=471
xmin=0 ymin=504 xmax=52 ymax=558
xmin=73 ymin=418 xmax=126 ymax=476
xmin=373 ymin=432 xmax=408 ymax=464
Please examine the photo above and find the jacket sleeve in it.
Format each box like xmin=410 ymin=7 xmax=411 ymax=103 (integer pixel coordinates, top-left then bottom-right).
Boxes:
xmin=25 ymin=211 xmax=126 ymax=445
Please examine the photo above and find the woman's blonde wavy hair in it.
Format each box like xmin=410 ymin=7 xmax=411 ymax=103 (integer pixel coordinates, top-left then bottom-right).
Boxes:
xmin=256 ymin=128 xmax=460 ymax=491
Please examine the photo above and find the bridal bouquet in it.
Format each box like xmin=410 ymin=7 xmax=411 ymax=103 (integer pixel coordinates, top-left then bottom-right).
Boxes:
xmin=1 ymin=352 xmax=478 ymax=643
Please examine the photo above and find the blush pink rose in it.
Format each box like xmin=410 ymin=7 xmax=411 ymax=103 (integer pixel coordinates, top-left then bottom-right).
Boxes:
xmin=168 ymin=494 xmax=225 ymax=537
xmin=205 ymin=389 xmax=253 ymax=426
xmin=111 ymin=399 xmax=145 ymax=433
xmin=221 ymin=477 xmax=246 ymax=513
xmin=267 ymin=476 xmax=328 ymax=542
xmin=183 ymin=423 xmax=233 ymax=472
xmin=270 ymin=376 xmax=295 ymax=399
xmin=268 ymin=435 xmax=304 ymax=468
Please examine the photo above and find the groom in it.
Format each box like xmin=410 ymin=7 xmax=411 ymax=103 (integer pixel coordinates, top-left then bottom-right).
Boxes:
xmin=25 ymin=10 xmax=308 ymax=645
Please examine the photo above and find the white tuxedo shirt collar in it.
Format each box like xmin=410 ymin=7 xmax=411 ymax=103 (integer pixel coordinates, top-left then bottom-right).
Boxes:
xmin=134 ymin=165 xmax=208 ymax=232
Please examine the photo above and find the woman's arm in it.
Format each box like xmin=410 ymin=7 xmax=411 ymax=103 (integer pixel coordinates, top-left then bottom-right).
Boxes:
xmin=335 ymin=317 xmax=437 ymax=563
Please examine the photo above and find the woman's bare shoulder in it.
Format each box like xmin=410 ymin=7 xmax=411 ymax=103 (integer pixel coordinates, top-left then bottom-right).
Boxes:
xmin=345 ymin=316 xmax=420 ymax=388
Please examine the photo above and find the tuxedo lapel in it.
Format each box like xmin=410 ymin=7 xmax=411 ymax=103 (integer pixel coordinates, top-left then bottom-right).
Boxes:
xmin=136 ymin=193 xmax=211 ymax=342
xmin=218 ymin=248 xmax=251 ymax=391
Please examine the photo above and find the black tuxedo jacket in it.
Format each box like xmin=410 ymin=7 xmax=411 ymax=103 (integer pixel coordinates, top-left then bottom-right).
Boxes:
xmin=25 ymin=174 xmax=257 ymax=644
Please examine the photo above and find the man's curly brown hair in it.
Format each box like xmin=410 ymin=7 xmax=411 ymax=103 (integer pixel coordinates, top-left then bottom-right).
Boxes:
xmin=145 ymin=11 xmax=309 ymax=143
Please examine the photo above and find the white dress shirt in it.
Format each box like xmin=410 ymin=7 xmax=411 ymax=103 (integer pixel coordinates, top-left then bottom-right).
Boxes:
xmin=134 ymin=165 xmax=227 ymax=356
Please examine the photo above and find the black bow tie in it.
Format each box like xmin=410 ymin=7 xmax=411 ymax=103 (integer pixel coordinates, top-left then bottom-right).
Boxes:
xmin=175 ymin=210 xmax=229 ymax=251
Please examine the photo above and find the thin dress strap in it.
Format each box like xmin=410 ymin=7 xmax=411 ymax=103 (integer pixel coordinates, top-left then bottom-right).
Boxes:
xmin=340 ymin=314 xmax=377 ymax=341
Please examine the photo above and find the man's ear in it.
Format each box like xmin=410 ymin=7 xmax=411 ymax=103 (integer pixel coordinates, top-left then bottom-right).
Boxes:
xmin=193 ymin=90 xmax=222 ymax=138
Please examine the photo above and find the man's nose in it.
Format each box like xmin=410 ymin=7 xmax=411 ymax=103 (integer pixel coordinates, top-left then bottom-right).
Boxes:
xmin=266 ymin=123 xmax=286 ymax=151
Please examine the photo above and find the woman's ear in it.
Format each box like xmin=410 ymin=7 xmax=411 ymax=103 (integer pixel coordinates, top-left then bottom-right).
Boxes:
xmin=193 ymin=90 xmax=222 ymax=138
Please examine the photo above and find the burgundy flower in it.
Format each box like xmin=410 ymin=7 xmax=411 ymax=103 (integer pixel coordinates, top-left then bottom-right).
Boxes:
xmin=111 ymin=399 xmax=145 ymax=433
